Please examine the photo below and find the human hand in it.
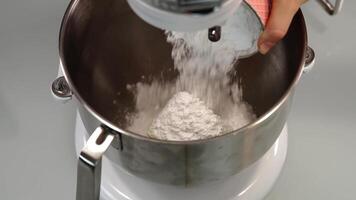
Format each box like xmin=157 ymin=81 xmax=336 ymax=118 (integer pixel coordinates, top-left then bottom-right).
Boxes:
xmin=258 ymin=0 xmax=307 ymax=54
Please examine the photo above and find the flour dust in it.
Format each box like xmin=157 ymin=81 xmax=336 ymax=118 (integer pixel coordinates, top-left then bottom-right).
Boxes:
xmin=125 ymin=14 xmax=256 ymax=141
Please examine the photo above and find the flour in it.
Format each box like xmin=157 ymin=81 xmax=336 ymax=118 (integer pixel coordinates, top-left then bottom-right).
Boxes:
xmin=125 ymin=81 xmax=176 ymax=136
xmin=148 ymin=92 xmax=223 ymax=141
xmin=126 ymin=11 xmax=257 ymax=141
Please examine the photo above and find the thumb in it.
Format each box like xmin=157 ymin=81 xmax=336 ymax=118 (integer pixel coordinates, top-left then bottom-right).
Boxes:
xmin=258 ymin=0 xmax=302 ymax=54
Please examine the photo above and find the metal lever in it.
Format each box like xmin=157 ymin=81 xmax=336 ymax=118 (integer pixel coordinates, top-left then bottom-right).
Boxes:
xmin=76 ymin=126 xmax=115 ymax=200
xmin=317 ymin=0 xmax=343 ymax=15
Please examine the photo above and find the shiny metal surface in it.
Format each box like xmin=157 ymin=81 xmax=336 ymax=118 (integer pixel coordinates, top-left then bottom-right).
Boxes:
xmin=76 ymin=126 xmax=114 ymax=200
xmin=304 ymin=46 xmax=315 ymax=74
xmin=51 ymin=76 xmax=72 ymax=99
xmin=75 ymin=113 xmax=289 ymax=200
xmin=59 ymin=0 xmax=308 ymax=186
xmin=317 ymin=0 xmax=343 ymax=15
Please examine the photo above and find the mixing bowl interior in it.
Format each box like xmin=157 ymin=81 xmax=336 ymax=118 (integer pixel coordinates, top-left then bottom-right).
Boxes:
xmin=60 ymin=0 xmax=305 ymax=136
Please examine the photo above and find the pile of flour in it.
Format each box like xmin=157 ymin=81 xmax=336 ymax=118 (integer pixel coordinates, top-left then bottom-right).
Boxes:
xmin=126 ymin=12 xmax=256 ymax=141
xmin=148 ymin=92 xmax=223 ymax=141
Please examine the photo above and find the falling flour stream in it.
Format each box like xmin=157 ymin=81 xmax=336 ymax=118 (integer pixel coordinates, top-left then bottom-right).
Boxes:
xmin=125 ymin=13 xmax=257 ymax=141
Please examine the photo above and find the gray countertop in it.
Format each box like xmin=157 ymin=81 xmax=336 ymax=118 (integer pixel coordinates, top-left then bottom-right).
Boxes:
xmin=0 ymin=0 xmax=355 ymax=199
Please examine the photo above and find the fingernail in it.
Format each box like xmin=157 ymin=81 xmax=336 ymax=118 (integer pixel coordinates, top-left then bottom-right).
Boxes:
xmin=259 ymin=41 xmax=275 ymax=55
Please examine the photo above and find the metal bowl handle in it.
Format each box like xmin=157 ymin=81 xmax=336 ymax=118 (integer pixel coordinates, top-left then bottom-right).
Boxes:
xmin=76 ymin=126 xmax=115 ymax=200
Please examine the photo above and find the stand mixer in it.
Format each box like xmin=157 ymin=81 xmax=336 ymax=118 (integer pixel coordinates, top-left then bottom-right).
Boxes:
xmin=74 ymin=111 xmax=289 ymax=200
xmin=51 ymin=0 xmax=341 ymax=200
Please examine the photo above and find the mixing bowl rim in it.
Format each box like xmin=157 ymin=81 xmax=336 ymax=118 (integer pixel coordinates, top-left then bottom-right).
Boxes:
xmin=58 ymin=0 xmax=307 ymax=144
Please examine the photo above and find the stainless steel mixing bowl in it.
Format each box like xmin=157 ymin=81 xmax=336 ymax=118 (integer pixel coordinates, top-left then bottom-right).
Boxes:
xmin=52 ymin=0 xmax=315 ymax=199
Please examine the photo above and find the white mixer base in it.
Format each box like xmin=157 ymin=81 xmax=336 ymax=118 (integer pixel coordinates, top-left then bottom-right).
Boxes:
xmin=75 ymin=112 xmax=287 ymax=200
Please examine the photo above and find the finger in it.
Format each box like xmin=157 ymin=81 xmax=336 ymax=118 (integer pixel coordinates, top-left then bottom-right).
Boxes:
xmin=258 ymin=0 xmax=302 ymax=54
